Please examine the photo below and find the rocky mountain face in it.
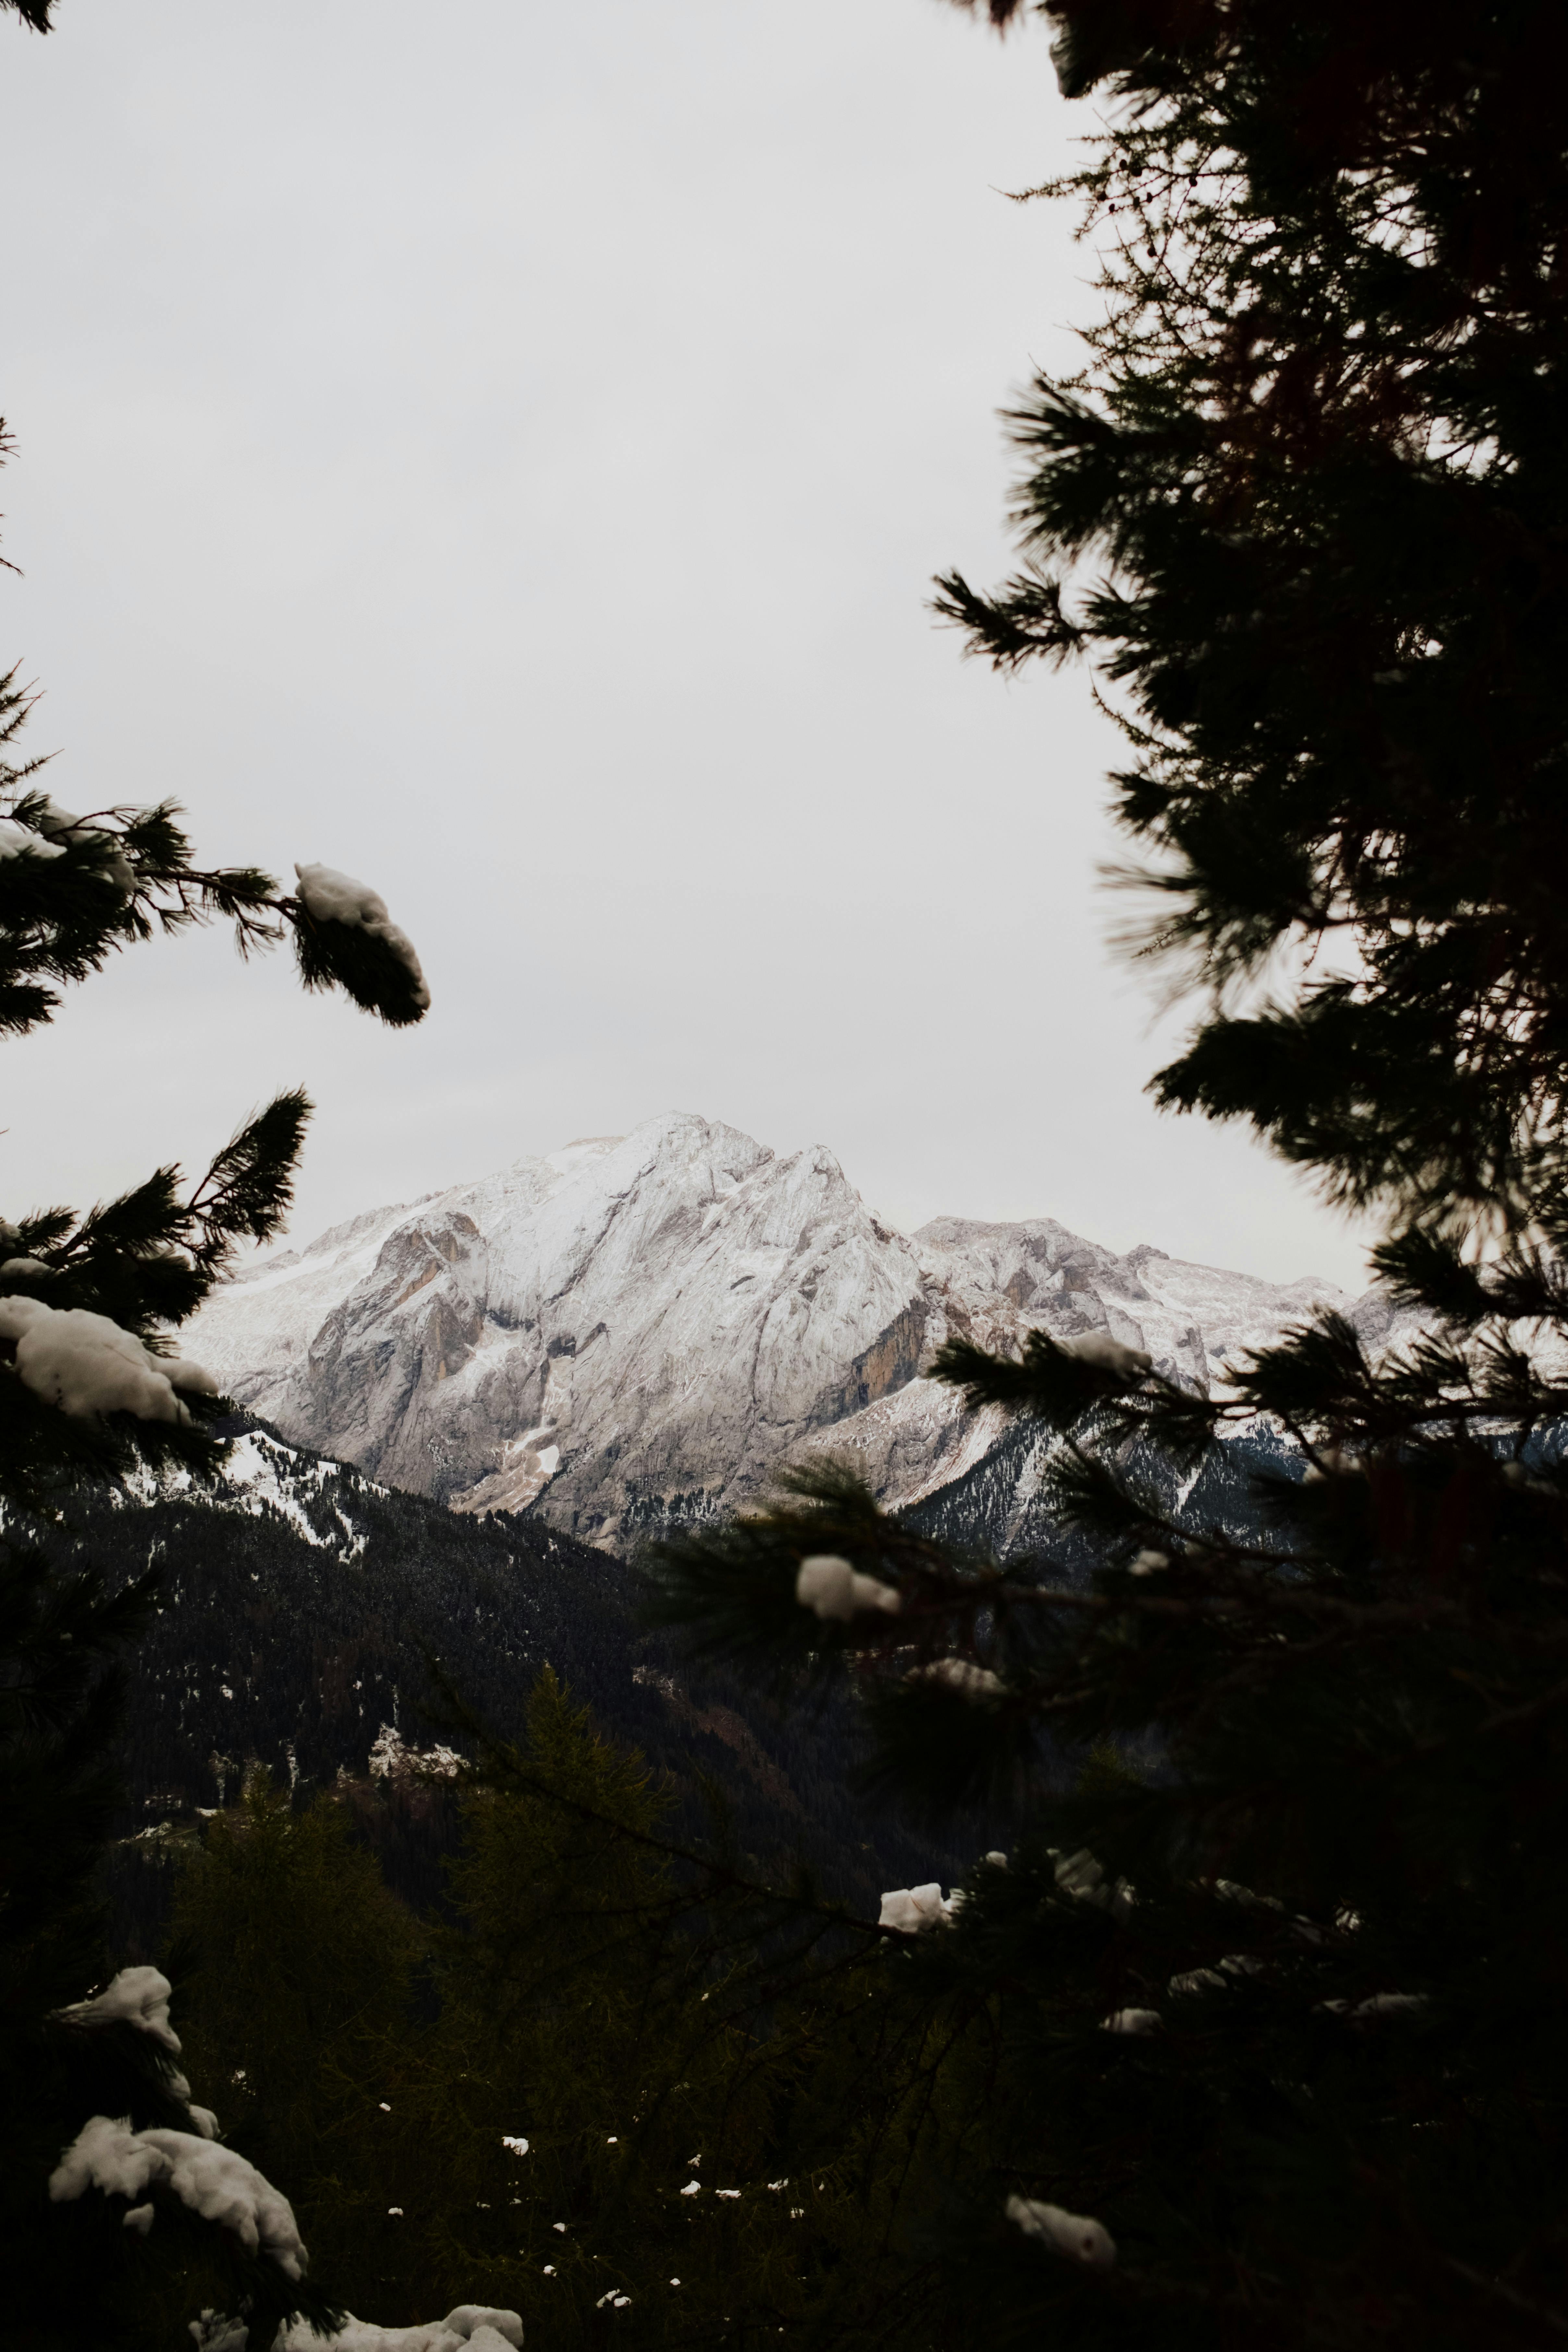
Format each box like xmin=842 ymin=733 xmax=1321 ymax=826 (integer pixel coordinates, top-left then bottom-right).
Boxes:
xmin=184 ymin=1112 xmax=1358 ymax=1548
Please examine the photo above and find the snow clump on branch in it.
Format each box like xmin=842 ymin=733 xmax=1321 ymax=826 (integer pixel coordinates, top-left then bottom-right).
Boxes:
xmin=879 ymin=1883 xmax=962 ymax=1933
xmin=795 ymin=1554 xmax=902 ymax=1620
xmin=56 ymin=1965 xmax=181 ymax=2053
xmin=1319 ymin=1991 xmax=1429 ymax=2022
xmin=906 ymin=1657 xmax=1003 ymax=1703
xmin=36 ymin=800 xmax=137 ymax=891
xmin=1168 ymin=1966 xmax=1230 ymax=1997
xmin=49 ymin=2117 xmax=307 ymax=2277
xmin=1005 ymin=2194 xmax=1116 ymax=2268
xmin=294 ymin=863 xmax=431 ymax=1011
xmin=0 ymin=817 xmax=63 ymax=860
xmin=0 ymin=798 xmax=142 ymax=882
xmin=194 ymin=2305 xmax=525 ymax=2352
xmin=276 ymin=2308 xmax=523 ymax=2352
xmin=0 ymin=1297 xmax=218 ymax=1423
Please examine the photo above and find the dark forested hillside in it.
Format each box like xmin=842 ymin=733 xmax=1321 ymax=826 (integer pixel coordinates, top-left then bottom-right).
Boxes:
xmin=25 ymin=1420 xmax=968 ymax=1950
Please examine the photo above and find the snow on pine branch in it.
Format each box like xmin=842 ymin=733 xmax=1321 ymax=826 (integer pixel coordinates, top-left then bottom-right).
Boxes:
xmin=275 ymin=2313 xmax=523 ymax=2352
xmin=0 ymin=798 xmax=136 ymax=889
xmin=293 ymin=864 xmax=430 ymax=1012
xmin=906 ymin=1657 xmax=1004 ymax=1703
xmin=881 ymin=1851 xmax=1009 ymax=1934
xmin=0 ymin=772 xmax=430 ymax=1034
xmin=0 ymin=817 xmax=62 ymax=861
xmin=0 ymin=1297 xmax=218 ymax=1422
xmin=795 ymin=1554 xmax=902 ymax=1620
xmin=48 ymin=1973 xmax=524 ymax=2352
xmin=49 ymin=2117 xmax=307 ymax=2278
xmin=1051 ymin=1846 xmax=1135 ymax=1921
xmin=193 ymin=2305 xmax=525 ymax=2352
xmin=54 ymin=1964 xmax=223 ymax=2134
xmin=35 ymin=800 xmax=137 ymax=891
xmin=56 ymin=1965 xmax=181 ymax=2053
xmin=1005 ymin=2195 xmax=1116 ymax=2269
xmin=879 ymin=1883 xmax=964 ymax=1932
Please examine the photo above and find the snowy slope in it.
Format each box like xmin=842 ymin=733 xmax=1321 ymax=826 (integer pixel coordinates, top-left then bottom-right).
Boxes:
xmin=800 ymin=1218 xmax=1345 ymax=1512
xmin=184 ymin=1111 xmax=1355 ymax=1546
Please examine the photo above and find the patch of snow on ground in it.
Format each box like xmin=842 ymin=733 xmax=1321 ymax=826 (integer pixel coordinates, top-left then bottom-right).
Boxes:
xmin=213 ymin=1434 xmax=334 ymax=1548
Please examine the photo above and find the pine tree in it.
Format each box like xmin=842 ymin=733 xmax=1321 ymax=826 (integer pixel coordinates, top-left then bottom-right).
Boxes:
xmin=649 ymin=8 xmax=1568 ymax=2345
xmin=0 ymin=408 xmax=430 ymax=2349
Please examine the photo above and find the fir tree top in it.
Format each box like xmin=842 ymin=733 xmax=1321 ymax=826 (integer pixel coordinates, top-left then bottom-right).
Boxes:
xmin=939 ymin=0 xmax=1568 ymax=1246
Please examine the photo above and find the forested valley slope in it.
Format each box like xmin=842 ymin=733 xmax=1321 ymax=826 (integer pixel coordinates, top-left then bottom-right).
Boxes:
xmin=31 ymin=1419 xmax=969 ymax=1954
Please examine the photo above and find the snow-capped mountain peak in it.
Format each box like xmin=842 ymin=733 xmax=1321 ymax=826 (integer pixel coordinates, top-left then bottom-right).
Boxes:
xmin=185 ymin=1111 xmax=1350 ymax=1545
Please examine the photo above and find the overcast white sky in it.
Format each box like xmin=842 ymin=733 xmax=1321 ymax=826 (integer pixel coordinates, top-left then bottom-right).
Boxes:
xmin=0 ymin=0 xmax=1376 ymax=1289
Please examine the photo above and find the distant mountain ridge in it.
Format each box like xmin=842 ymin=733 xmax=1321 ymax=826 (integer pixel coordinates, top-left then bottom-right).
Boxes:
xmin=184 ymin=1112 xmax=1372 ymax=1548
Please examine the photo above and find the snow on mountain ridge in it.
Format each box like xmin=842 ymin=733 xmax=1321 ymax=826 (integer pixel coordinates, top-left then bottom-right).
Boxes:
xmin=184 ymin=1111 xmax=1350 ymax=1546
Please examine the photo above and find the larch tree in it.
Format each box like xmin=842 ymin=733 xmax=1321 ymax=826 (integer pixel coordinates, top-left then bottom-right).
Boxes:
xmin=650 ymin=6 xmax=1568 ymax=2346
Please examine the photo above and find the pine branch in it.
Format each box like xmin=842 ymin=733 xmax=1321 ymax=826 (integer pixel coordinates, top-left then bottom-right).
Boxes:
xmin=184 ymin=1089 xmax=313 ymax=1260
xmin=930 ymin=565 xmax=1083 ymax=672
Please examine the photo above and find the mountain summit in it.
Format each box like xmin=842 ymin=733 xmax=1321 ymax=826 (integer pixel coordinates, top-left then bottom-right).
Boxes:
xmin=185 ymin=1112 xmax=1349 ymax=1545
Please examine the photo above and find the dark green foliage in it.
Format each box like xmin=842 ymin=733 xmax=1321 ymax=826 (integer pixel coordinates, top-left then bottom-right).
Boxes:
xmin=935 ymin=0 xmax=1568 ymax=1248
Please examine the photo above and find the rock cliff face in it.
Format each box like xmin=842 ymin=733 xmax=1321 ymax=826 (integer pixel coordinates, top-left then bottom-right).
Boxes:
xmin=185 ymin=1111 xmax=1353 ymax=1546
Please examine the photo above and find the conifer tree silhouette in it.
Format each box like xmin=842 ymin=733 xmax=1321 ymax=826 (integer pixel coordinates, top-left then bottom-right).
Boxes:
xmin=652 ymin=8 xmax=1568 ymax=2343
